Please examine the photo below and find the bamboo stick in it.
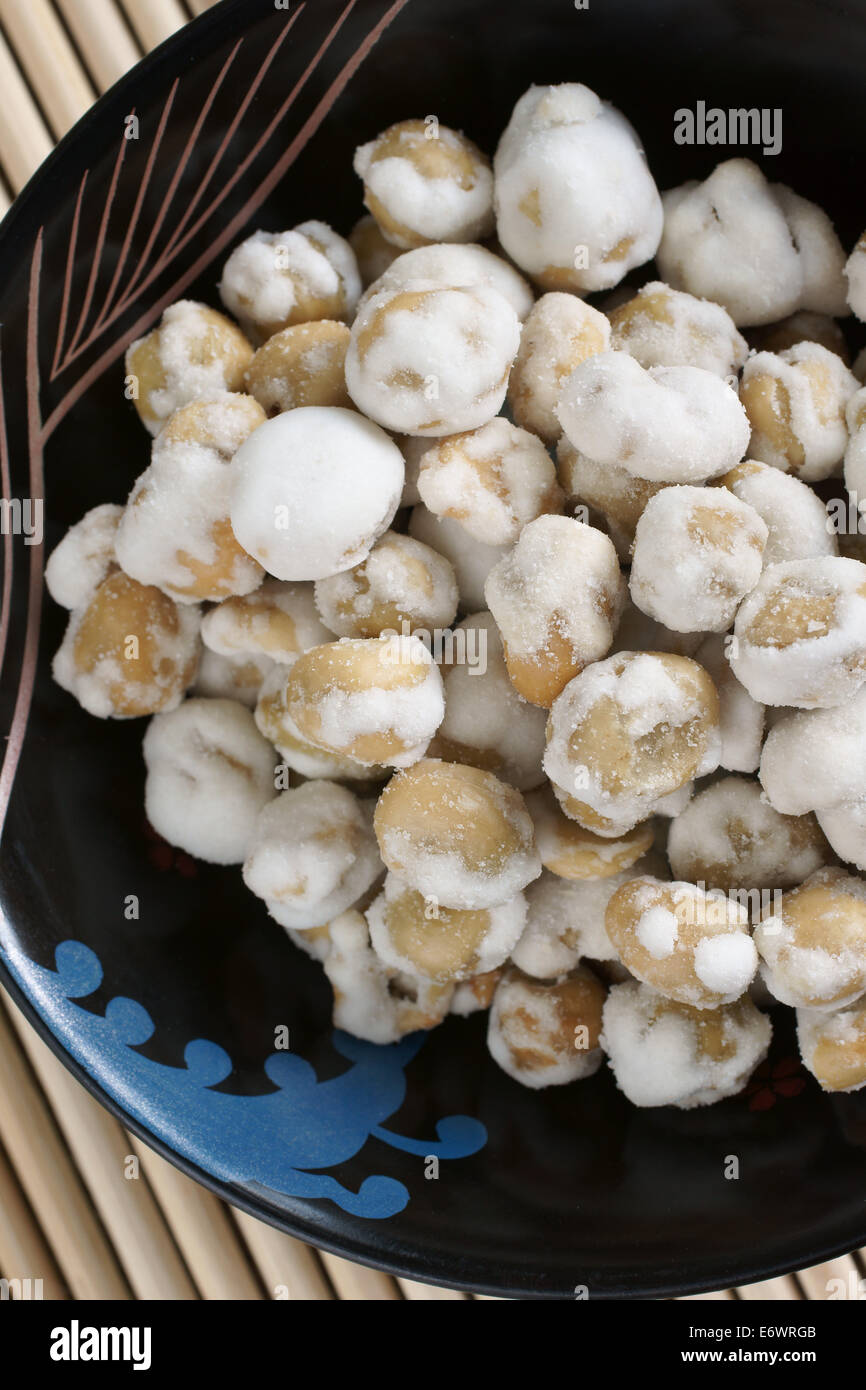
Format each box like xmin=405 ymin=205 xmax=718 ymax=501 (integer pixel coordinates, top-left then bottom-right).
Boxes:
xmin=0 ymin=0 xmax=95 ymax=138
xmin=0 ymin=1139 xmax=67 ymax=1300
xmin=398 ymin=1277 xmax=468 ymax=1300
xmin=318 ymin=1252 xmax=401 ymax=1300
xmin=0 ymin=992 xmax=129 ymax=1297
xmin=231 ymin=1208 xmax=334 ymax=1301
xmin=55 ymin=0 xmax=142 ymax=90
xmin=0 ymin=29 xmax=53 ymax=190
xmin=118 ymin=0 xmax=187 ymax=50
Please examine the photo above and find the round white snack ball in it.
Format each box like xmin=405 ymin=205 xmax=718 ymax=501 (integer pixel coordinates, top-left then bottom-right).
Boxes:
xmin=45 ymin=504 xmax=123 ymax=610
xmin=718 ymin=459 xmax=838 ymax=566
xmin=324 ymin=909 xmax=453 ymax=1044
xmin=359 ymin=241 xmax=534 ymax=320
xmin=730 ymin=556 xmax=866 ymax=708
xmin=843 ymin=385 xmax=866 ymax=500
xmin=817 ymin=800 xmax=866 ymax=872
xmin=449 ymin=970 xmax=504 ymax=1017
xmin=605 ymin=875 xmax=757 ymax=1008
xmin=657 ymin=159 xmax=847 ymax=326
xmin=667 ymin=775 xmax=829 ymax=897
xmin=242 ymin=781 xmax=381 ymax=929
xmin=229 ymin=406 xmax=403 ymax=581
xmin=373 ymin=758 xmax=541 ymax=910
xmin=511 ymin=855 xmax=665 ymax=977
xmin=557 ymin=438 xmax=665 ymax=561
xmin=797 ymin=1000 xmax=866 ymax=1093
xmin=255 ymin=664 xmax=386 ymax=782
xmin=608 ymin=280 xmax=748 ymax=377
xmin=143 ymin=697 xmax=275 ymax=863
xmin=630 ymin=485 xmax=767 ymax=633
xmin=115 ymin=394 xmax=266 ymax=603
xmin=602 ymin=981 xmax=771 ymax=1108
xmin=345 ymin=278 xmax=520 ymax=436
xmin=193 ymin=647 xmax=274 ymax=708
xmin=543 ymin=651 xmax=721 ymax=834
xmin=218 ymin=222 xmax=361 ymax=340
xmin=314 ymin=530 xmax=458 ymax=639
xmin=408 ymin=504 xmax=509 ymax=611
xmin=429 ymin=611 xmax=547 ymax=790
xmin=349 ymin=215 xmax=402 ymax=287
xmin=484 ymin=514 xmax=626 ymax=709
xmin=759 ymin=686 xmax=866 ymax=815
xmin=52 ymin=572 xmax=201 ymax=720
xmin=493 ymin=82 xmax=662 ymax=292
xmin=416 ymin=417 xmax=562 ymax=545
xmin=557 ymin=350 xmax=750 ymax=484
xmin=487 ymin=964 xmax=607 ymax=1088
xmin=526 ymin=784 xmax=654 ymax=881
xmin=506 ymin=293 xmax=611 ymax=444
xmin=366 ymin=871 xmax=526 ymax=983
xmin=201 ymin=578 xmax=333 ymax=663
xmin=282 ymin=634 xmax=444 ymax=769
xmin=846 ymin=232 xmax=866 ymax=321
xmin=353 ymin=119 xmax=494 ymax=249
xmin=755 ymin=867 xmax=866 ymax=1010
xmin=739 ymin=343 xmax=859 ymax=481
xmin=125 ymin=300 xmax=254 ymax=436
xmin=694 ymin=634 xmax=764 ymax=774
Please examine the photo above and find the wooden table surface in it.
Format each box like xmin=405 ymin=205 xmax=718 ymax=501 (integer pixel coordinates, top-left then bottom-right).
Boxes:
xmin=0 ymin=0 xmax=862 ymax=1301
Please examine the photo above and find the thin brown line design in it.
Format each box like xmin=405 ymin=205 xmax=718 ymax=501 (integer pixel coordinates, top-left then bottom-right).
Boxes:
xmin=0 ymin=0 xmax=411 ymax=840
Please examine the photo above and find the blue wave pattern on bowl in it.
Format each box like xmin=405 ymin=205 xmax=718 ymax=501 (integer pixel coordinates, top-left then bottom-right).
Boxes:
xmin=0 ymin=937 xmax=487 ymax=1218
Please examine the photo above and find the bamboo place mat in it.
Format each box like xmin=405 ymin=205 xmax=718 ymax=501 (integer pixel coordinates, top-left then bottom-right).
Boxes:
xmin=0 ymin=0 xmax=863 ymax=1303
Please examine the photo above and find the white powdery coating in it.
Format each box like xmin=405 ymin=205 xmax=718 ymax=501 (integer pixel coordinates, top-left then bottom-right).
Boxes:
xmin=354 ymin=126 xmax=494 ymax=248
xmin=202 ymin=579 xmax=333 ymax=661
xmin=609 ymin=281 xmax=748 ymax=376
xmin=693 ymin=932 xmax=759 ymax=995
xmin=743 ymin=344 xmax=859 ymax=481
xmin=314 ymin=532 xmax=458 ymax=637
xmin=255 ymin=669 xmax=384 ymax=781
xmin=846 ymin=237 xmax=866 ymax=322
xmin=126 ymin=301 xmax=248 ymax=431
xmin=487 ymin=971 xmax=604 ymax=1089
xmin=143 ymin=697 xmax=275 ymax=864
xmin=435 ymin=611 xmax=547 ymax=790
xmin=219 ymin=223 xmax=360 ymax=333
xmin=193 ymin=647 xmax=275 ymax=708
xmin=511 ymin=861 xmax=656 ymax=973
xmin=657 ymin=159 xmax=845 ymax=326
xmin=557 ymin=351 xmax=750 ymax=484
xmin=345 ymin=279 xmax=520 ymax=436
xmin=797 ymin=1003 xmax=866 ymax=1093
xmin=366 ymin=871 xmax=527 ymax=980
xmin=731 ymin=557 xmax=866 ymax=709
xmin=417 ymin=417 xmax=561 ymax=545
xmin=816 ymin=801 xmax=866 ymax=872
xmin=493 ymin=83 xmax=662 ymax=291
xmin=601 ymin=981 xmax=771 ymax=1108
xmin=408 ymin=504 xmax=509 ymax=610
xmin=636 ymin=905 xmax=679 ymax=960
xmin=694 ymin=635 xmax=764 ymax=773
xmin=295 ymin=635 xmax=444 ymax=769
xmin=668 ymin=774 xmax=827 ymax=892
xmin=358 ymin=242 xmax=534 ymax=320
xmin=242 ymin=781 xmax=382 ymax=930
xmin=45 ymin=504 xmax=122 ymax=610
xmin=115 ymin=400 xmax=266 ymax=603
xmin=723 ymin=461 xmax=838 ymax=567
xmin=760 ymin=686 xmax=866 ymax=814
xmin=323 ymin=910 xmax=452 ymax=1044
xmin=229 ymin=407 xmax=404 ymax=581
xmin=630 ymin=486 xmax=767 ymax=633
xmin=52 ymin=594 xmax=201 ymax=721
xmin=755 ymin=870 xmax=866 ymax=1010
xmin=484 ymin=514 xmax=625 ymax=662
xmin=508 ymin=294 xmax=611 ymax=442
xmin=844 ymin=385 xmax=866 ymax=497
xmin=544 ymin=652 xmax=720 ymax=824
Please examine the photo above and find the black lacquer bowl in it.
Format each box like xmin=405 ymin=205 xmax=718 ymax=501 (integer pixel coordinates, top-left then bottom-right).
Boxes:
xmin=1 ymin=0 xmax=865 ymax=1300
